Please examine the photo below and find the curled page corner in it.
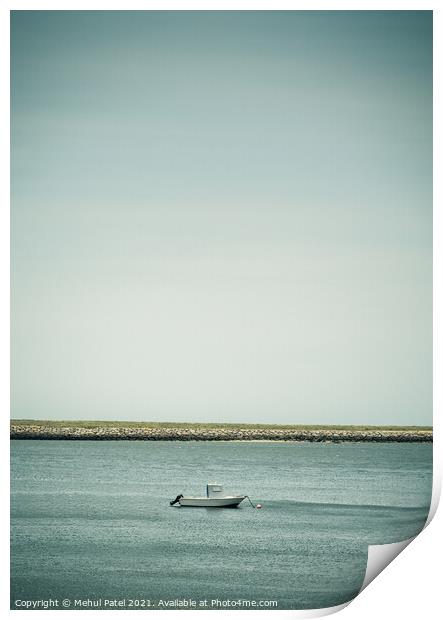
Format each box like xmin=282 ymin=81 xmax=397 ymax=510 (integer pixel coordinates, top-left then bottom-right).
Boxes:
xmin=291 ymin=535 xmax=423 ymax=618
xmin=359 ymin=537 xmax=415 ymax=593
xmin=358 ymin=474 xmax=440 ymax=595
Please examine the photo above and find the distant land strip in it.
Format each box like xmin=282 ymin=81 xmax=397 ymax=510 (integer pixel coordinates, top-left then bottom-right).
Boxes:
xmin=10 ymin=420 xmax=433 ymax=442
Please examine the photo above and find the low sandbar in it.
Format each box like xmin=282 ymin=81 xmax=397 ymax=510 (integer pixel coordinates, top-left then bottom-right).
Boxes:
xmin=10 ymin=420 xmax=432 ymax=443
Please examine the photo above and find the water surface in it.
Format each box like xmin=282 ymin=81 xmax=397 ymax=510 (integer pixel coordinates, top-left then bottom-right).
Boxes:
xmin=11 ymin=440 xmax=432 ymax=610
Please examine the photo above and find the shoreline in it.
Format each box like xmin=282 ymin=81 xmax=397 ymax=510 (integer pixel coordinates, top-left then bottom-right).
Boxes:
xmin=10 ymin=422 xmax=433 ymax=443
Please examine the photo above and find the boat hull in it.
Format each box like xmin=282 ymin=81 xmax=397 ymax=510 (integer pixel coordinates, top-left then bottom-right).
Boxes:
xmin=178 ymin=496 xmax=246 ymax=507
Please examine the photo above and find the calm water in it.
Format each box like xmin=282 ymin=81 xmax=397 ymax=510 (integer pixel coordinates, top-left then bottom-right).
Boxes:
xmin=11 ymin=440 xmax=432 ymax=610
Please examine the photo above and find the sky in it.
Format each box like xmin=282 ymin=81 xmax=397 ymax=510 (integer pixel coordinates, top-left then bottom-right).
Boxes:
xmin=11 ymin=11 xmax=432 ymax=425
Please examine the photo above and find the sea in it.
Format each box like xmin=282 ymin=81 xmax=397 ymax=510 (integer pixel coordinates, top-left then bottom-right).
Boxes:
xmin=10 ymin=440 xmax=432 ymax=610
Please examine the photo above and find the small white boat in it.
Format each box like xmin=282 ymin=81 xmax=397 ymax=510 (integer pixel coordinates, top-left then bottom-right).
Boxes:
xmin=170 ymin=483 xmax=246 ymax=508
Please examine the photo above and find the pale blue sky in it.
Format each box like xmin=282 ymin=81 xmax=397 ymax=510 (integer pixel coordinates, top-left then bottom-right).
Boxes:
xmin=11 ymin=11 xmax=432 ymax=424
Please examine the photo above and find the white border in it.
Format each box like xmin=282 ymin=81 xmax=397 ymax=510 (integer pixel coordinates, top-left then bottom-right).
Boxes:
xmin=3 ymin=2 xmax=440 ymax=619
